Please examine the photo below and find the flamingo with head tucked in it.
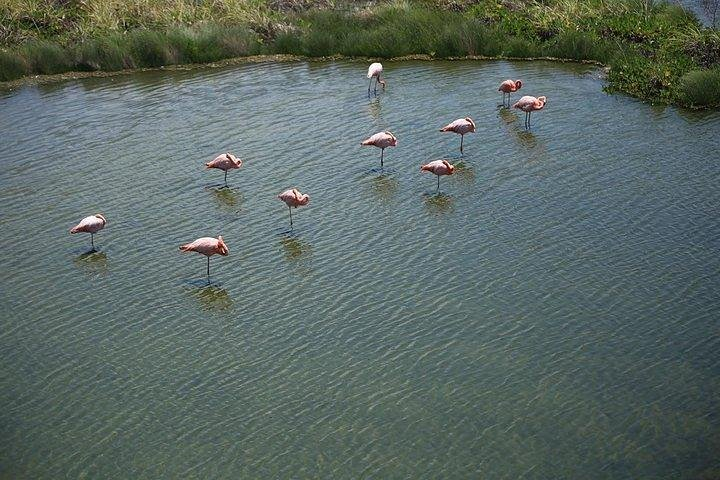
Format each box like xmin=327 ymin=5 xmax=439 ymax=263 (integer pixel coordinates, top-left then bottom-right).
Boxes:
xmin=440 ymin=117 xmax=476 ymax=153
xmin=361 ymin=131 xmax=397 ymax=168
xmin=421 ymin=160 xmax=455 ymax=191
xmin=278 ymin=188 xmax=310 ymax=228
xmin=205 ymin=153 xmax=242 ymax=187
xmin=498 ymin=79 xmax=522 ymax=107
xmin=70 ymin=214 xmax=107 ymax=250
xmin=179 ymin=235 xmax=229 ymax=283
xmin=367 ymin=62 xmax=386 ymax=95
xmin=513 ymin=95 xmax=547 ymax=129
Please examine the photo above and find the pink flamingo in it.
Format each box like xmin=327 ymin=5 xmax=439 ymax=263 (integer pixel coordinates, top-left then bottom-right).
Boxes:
xmin=179 ymin=235 xmax=229 ymax=282
xmin=421 ymin=160 xmax=455 ymax=191
xmin=361 ymin=131 xmax=397 ymax=168
xmin=367 ymin=62 xmax=386 ymax=95
xmin=513 ymin=95 xmax=547 ymax=129
xmin=205 ymin=152 xmax=242 ymax=186
xmin=278 ymin=188 xmax=310 ymax=228
xmin=69 ymin=213 xmax=107 ymax=249
xmin=440 ymin=117 xmax=476 ymax=153
xmin=498 ymin=79 xmax=522 ymax=107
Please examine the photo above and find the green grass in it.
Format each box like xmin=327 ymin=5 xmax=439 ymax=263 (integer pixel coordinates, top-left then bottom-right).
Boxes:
xmin=678 ymin=68 xmax=720 ymax=106
xmin=0 ymin=0 xmax=719 ymax=109
xmin=0 ymin=49 xmax=28 ymax=81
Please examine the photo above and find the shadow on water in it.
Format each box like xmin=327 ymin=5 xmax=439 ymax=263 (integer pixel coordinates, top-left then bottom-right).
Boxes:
xmin=368 ymin=96 xmax=382 ymax=123
xmin=498 ymin=107 xmax=518 ymax=125
xmin=280 ymin=234 xmax=313 ymax=262
xmin=452 ymin=162 xmax=476 ymax=186
xmin=498 ymin=109 xmax=545 ymax=151
xmin=207 ymin=186 xmax=243 ymax=211
xmin=73 ymin=250 xmax=108 ymax=276
xmin=368 ymin=173 xmax=399 ymax=203
xmin=190 ymin=284 xmax=233 ymax=311
xmin=423 ymin=192 xmax=454 ymax=214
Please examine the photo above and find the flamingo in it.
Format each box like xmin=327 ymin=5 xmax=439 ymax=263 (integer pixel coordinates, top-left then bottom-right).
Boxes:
xmin=278 ymin=188 xmax=310 ymax=228
xmin=440 ymin=117 xmax=476 ymax=153
xmin=421 ymin=160 xmax=455 ymax=191
xmin=361 ymin=131 xmax=397 ymax=168
xmin=498 ymin=79 xmax=522 ymax=107
xmin=69 ymin=214 xmax=106 ymax=249
xmin=513 ymin=95 xmax=547 ymax=129
xmin=179 ymin=235 xmax=229 ymax=283
xmin=205 ymin=153 xmax=242 ymax=187
xmin=367 ymin=62 xmax=386 ymax=95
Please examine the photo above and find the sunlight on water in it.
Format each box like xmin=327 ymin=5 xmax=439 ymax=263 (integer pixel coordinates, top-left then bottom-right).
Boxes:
xmin=0 ymin=60 xmax=719 ymax=479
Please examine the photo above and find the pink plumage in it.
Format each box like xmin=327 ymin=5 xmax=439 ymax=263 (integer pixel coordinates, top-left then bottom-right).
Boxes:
xmin=513 ymin=95 xmax=547 ymax=128
xmin=361 ymin=131 xmax=397 ymax=167
xmin=361 ymin=131 xmax=397 ymax=149
xmin=498 ymin=79 xmax=522 ymax=93
xmin=70 ymin=214 xmax=106 ymax=234
xmin=421 ymin=160 xmax=455 ymax=176
xmin=513 ymin=95 xmax=547 ymax=112
xmin=179 ymin=236 xmax=229 ymax=257
xmin=278 ymin=188 xmax=310 ymax=208
xmin=205 ymin=153 xmax=242 ymax=171
xmin=366 ymin=62 xmax=386 ymax=93
xmin=367 ymin=62 xmax=383 ymax=79
xmin=278 ymin=188 xmax=309 ymax=228
xmin=205 ymin=152 xmax=242 ymax=186
xmin=440 ymin=118 xmax=476 ymax=135
xmin=440 ymin=117 xmax=475 ymax=153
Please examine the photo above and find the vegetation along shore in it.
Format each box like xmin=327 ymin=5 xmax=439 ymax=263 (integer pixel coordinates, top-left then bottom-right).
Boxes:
xmin=1 ymin=0 xmax=719 ymax=108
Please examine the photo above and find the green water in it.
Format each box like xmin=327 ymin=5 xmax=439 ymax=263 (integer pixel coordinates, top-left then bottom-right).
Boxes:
xmin=0 ymin=60 xmax=718 ymax=479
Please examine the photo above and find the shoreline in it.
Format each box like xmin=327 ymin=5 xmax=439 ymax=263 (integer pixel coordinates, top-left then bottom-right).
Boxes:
xmin=2 ymin=2 xmax=717 ymax=108
xmin=1 ymin=53 xmax=607 ymax=89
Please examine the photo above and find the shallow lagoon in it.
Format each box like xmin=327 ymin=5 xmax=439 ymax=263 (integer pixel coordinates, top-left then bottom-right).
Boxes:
xmin=0 ymin=60 xmax=719 ymax=478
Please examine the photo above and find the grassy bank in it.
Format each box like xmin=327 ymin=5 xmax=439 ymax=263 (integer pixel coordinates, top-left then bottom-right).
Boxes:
xmin=1 ymin=0 xmax=719 ymax=108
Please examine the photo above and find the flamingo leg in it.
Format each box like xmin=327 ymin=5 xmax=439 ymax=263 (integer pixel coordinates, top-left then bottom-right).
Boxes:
xmin=368 ymin=78 xmax=372 ymax=95
xmin=91 ymin=233 xmax=94 ymax=249
xmin=460 ymin=134 xmax=464 ymax=153
xmin=380 ymin=148 xmax=384 ymax=168
xmin=437 ymin=175 xmax=440 ymax=191
xmin=224 ymin=170 xmax=228 ymax=186
xmin=289 ymin=205 xmax=293 ymax=229
xmin=374 ymin=76 xmax=378 ymax=94
xmin=528 ymin=112 xmax=532 ymax=129
xmin=207 ymin=256 xmax=210 ymax=284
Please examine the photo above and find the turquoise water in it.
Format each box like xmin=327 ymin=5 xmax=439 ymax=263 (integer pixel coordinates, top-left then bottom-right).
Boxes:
xmin=0 ymin=60 xmax=718 ymax=479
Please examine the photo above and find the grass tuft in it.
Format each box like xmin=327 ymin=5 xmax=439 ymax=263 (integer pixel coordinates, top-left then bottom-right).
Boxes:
xmin=21 ymin=40 xmax=71 ymax=75
xmin=0 ymin=49 xmax=28 ymax=81
xmin=678 ymin=68 xmax=720 ymax=106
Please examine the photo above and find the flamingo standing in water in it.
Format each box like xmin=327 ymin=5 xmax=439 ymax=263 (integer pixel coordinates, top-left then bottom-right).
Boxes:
xmin=440 ymin=117 xmax=476 ymax=153
xmin=179 ymin=235 xmax=229 ymax=283
xmin=278 ymin=188 xmax=310 ymax=228
xmin=421 ymin=160 xmax=455 ymax=191
xmin=367 ymin=62 xmax=386 ymax=95
xmin=513 ymin=95 xmax=547 ymax=129
xmin=498 ymin=79 xmax=522 ymax=107
xmin=205 ymin=153 xmax=242 ymax=187
xmin=69 ymin=214 xmax=107 ymax=250
xmin=361 ymin=131 xmax=398 ymax=168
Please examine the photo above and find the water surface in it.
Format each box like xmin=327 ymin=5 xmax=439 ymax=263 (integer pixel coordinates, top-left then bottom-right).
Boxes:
xmin=1 ymin=60 xmax=719 ymax=479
